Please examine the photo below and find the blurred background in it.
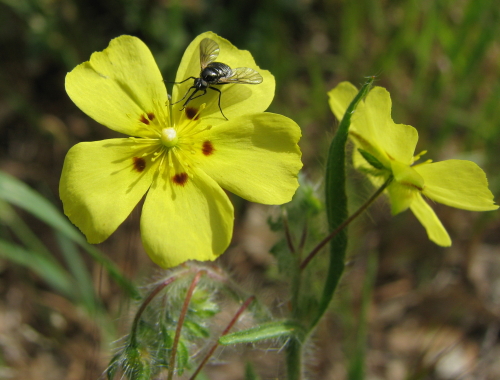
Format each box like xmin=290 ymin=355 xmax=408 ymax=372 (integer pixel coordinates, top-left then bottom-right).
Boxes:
xmin=1 ymin=0 xmax=500 ymax=379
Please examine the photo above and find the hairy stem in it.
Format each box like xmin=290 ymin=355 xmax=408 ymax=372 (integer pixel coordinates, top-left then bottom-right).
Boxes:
xmin=168 ymin=270 xmax=205 ymax=380
xmin=129 ymin=275 xmax=178 ymax=347
xmin=286 ymin=337 xmax=303 ymax=380
xmin=189 ymin=296 xmax=255 ymax=380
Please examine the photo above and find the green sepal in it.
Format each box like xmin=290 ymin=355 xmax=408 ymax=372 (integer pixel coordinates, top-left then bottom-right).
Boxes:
xmin=184 ymin=319 xmax=210 ymax=338
xmin=106 ymin=352 xmax=121 ymax=380
xmin=175 ymin=339 xmax=189 ymax=376
xmin=358 ymin=148 xmax=385 ymax=170
xmin=190 ymin=288 xmax=220 ymax=318
xmin=117 ymin=345 xmax=152 ymax=380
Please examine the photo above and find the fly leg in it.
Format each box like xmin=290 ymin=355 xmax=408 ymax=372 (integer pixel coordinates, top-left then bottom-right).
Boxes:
xmin=166 ymin=76 xmax=197 ymax=84
xmin=171 ymin=86 xmax=198 ymax=105
xmin=208 ymin=86 xmax=228 ymax=120
xmin=181 ymin=89 xmax=207 ymax=109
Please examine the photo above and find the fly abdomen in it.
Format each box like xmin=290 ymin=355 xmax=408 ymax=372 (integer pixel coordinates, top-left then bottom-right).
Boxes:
xmin=202 ymin=62 xmax=232 ymax=84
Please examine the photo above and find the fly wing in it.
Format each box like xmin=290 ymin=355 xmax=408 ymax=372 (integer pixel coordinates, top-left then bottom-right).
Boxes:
xmin=199 ymin=38 xmax=219 ymax=69
xmin=218 ymin=67 xmax=263 ymax=84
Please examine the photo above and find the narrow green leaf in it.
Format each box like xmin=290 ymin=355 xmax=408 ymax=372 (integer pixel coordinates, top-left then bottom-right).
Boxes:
xmin=0 ymin=238 xmax=73 ymax=296
xmin=0 ymin=171 xmax=139 ymax=299
xmin=219 ymin=320 xmax=305 ymax=345
xmin=312 ymin=77 xmax=375 ymax=329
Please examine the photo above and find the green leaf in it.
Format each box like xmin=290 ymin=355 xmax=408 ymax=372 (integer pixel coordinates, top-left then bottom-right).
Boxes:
xmin=312 ymin=77 xmax=375 ymax=329
xmin=0 ymin=171 xmax=139 ymax=299
xmin=219 ymin=320 xmax=305 ymax=345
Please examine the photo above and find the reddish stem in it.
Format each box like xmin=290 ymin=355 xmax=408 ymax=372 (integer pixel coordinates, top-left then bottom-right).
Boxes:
xmin=300 ymin=176 xmax=392 ymax=270
xmin=282 ymin=208 xmax=295 ymax=254
xmin=189 ymin=296 xmax=256 ymax=380
xmin=130 ymin=275 xmax=178 ymax=346
xmin=168 ymin=270 xmax=205 ymax=380
xmin=298 ymin=220 xmax=308 ymax=254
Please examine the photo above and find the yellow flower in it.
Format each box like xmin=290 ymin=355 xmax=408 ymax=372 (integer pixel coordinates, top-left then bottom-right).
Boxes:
xmin=60 ymin=33 xmax=302 ymax=268
xmin=328 ymin=82 xmax=498 ymax=246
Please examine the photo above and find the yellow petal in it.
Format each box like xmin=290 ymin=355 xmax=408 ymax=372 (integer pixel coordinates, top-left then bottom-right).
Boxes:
xmin=363 ymin=87 xmax=418 ymax=165
xmin=59 ymin=139 xmax=158 ymax=243
xmin=65 ymin=35 xmax=168 ymax=138
xmin=410 ymin=193 xmax=451 ymax=246
xmin=328 ymin=81 xmax=359 ymax=121
xmin=140 ymin=169 xmax=234 ymax=268
xmin=329 ymin=83 xmax=419 ymax=167
xmin=415 ymin=159 xmax=499 ymax=211
xmin=171 ymin=32 xmax=275 ymax=123
xmin=195 ymin=113 xmax=302 ymax=204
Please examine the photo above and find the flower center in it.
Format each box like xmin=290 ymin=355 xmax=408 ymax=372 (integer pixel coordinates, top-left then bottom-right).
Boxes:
xmin=161 ymin=127 xmax=178 ymax=147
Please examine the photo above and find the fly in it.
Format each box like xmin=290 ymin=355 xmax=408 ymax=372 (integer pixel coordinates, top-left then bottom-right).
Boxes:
xmin=170 ymin=38 xmax=263 ymax=120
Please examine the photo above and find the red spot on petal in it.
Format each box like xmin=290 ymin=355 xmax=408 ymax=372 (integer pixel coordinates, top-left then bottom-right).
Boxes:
xmin=139 ymin=114 xmax=149 ymax=125
xmin=147 ymin=112 xmax=155 ymax=121
xmin=133 ymin=157 xmax=146 ymax=172
xmin=185 ymin=107 xmax=199 ymax=120
xmin=202 ymin=140 xmax=214 ymax=156
xmin=172 ymin=172 xmax=188 ymax=186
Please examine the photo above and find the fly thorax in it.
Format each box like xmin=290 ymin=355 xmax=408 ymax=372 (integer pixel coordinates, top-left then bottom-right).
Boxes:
xmin=194 ymin=77 xmax=207 ymax=89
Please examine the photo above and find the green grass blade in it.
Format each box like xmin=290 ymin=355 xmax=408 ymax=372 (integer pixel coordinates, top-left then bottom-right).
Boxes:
xmin=311 ymin=77 xmax=374 ymax=330
xmin=1 ymin=200 xmax=100 ymax=312
xmin=0 ymin=238 xmax=73 ymax=296
xmin=0 ymin=171 xmax=139 ymax=299
xmin=244 ymin=362 xmax=261 ymax=380
xmin=0 ymin=200 xmax=55 ymax=260
xmin=347 ymin=252 xmax=378 ymax=380
xmin=56 ymin=233 xmax=101 ymax=313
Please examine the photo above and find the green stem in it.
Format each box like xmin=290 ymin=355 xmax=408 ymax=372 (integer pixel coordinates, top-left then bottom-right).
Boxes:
xmin=286 ymin=337 xmax=303 ymax=380
xmin=300 ymin=175 xmax=393 ymax=270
